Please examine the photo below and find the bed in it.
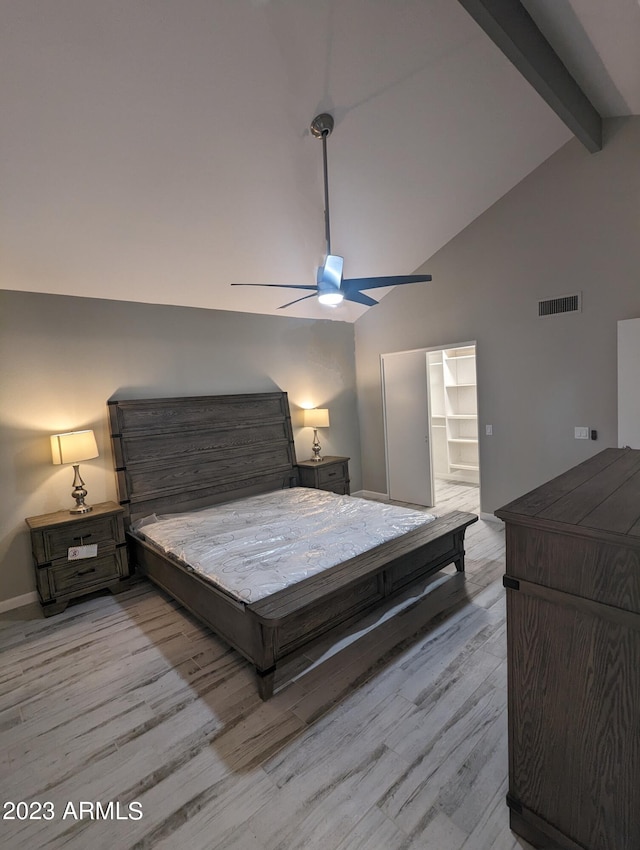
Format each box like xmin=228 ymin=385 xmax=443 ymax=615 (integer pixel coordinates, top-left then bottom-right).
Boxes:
xmin=108 ymin=391 xmax=477 ymax=699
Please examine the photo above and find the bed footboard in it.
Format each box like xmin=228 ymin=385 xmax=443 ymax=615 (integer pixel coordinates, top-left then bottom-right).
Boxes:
xmin=248 ymin=510 xmax=477 ymax=697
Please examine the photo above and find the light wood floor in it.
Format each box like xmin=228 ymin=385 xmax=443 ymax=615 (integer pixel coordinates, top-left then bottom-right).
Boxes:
xmin=0 ymin=483 xmax=535 ymax=850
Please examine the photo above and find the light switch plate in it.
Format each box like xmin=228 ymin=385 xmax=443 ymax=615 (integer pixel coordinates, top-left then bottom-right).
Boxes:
xmin=574 ymin=426 xmax=589 ymax=440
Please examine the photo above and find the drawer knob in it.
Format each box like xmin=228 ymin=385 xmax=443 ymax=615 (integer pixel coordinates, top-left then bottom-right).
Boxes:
xmin=76 ymin=567 xmax=97 ymax=577
xmin=73 ymin=533 xmax=93 ymax=542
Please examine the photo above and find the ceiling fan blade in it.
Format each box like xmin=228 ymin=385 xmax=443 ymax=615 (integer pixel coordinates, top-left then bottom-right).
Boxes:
xmin=278 ymin=292 xmax=320 ymax=309
xmin=343 ymin=274 xmax=432 ymax=292
xmin=231 ymin=283 xmax=318 ymax=292
xmin=344 ymin=291 xmax=379 ymax=307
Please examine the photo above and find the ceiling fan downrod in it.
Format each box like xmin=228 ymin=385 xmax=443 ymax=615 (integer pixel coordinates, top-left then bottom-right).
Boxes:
xmin=310 ymin=113 xmax=334 ymax=256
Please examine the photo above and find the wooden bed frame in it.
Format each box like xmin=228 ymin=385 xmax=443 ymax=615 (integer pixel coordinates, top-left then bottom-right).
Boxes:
xmin=108 ymin=392 xmax=477 ymax=699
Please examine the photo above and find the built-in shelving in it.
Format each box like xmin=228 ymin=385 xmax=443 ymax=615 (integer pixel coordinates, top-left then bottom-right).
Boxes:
xmin=428 ymin=345 xmax=479 ymax=484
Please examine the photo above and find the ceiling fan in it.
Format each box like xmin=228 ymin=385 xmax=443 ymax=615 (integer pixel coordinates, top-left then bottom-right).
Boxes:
xmin=232 ymin=113 xmax=432 ymax=309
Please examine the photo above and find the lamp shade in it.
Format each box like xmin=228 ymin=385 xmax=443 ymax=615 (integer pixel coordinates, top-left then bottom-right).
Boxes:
xmin=303 ymin=408 xmax=330 ymax=429
xmin=50 ymin=430 xmax=99 ymax=465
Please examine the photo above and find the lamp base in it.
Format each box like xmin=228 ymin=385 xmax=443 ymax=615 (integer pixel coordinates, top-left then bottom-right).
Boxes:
xmin=69 ymin=463 xmax=93 ymax=514
xmin=70 ymin=503 xmax=93 ymax=514
xmin=310 ymin=429 xmax=323 ymax=462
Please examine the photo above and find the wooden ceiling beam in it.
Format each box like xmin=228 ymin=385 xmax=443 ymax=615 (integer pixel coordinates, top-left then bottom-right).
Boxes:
xmin=457 ymin=0 xmax=602 ymax=152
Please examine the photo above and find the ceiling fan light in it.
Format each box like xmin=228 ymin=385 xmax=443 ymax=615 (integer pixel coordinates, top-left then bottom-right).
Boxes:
xmin=318 ymin=290 xmax=344 ymax=306
xmin=318 ymin=254 xmax=344 ymax=288
xmin=317 ymin=254 xmax=344 ymax=305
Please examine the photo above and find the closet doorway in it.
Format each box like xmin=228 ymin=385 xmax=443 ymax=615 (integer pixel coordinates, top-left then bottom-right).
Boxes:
xmin=382 ymin=342 xmax=479 ymax=507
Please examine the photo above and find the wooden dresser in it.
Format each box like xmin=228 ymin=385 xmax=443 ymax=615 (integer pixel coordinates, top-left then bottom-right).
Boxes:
xmin=495 ymin=448 xmax=640 ymax=850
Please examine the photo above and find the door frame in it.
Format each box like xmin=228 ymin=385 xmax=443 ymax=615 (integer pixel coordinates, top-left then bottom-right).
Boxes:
xmin=381 ymin=340 xmax=480 ymax=503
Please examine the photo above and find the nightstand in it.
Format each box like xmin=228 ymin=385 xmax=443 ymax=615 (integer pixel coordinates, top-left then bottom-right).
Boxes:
xmin=297 ymin=456 xmax=350 ymax=495
xmin=25 ymin=501 xmax=130 ymax=616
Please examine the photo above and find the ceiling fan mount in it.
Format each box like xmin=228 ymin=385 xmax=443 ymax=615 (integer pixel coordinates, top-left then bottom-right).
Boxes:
xmin=309 ymin=112 xmax=334 ymax=139
xmin=231 ymin=112 xmax=432 ymax=309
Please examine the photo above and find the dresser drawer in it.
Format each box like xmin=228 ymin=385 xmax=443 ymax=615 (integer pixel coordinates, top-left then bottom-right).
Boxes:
xmin=45 ymin=552 xmax=126 ymax=598
xmin=38 ymin=515 xmax=121 ymax=563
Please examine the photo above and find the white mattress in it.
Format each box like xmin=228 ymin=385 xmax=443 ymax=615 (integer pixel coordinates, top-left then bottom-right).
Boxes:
xmin=132 ymin=487 xmax=436 ymax=603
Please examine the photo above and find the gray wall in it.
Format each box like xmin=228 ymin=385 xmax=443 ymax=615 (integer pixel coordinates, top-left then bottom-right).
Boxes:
xmin=4 ymin=117 xmax=639 ymax=604
xmin=0 ymin=291 xmax=359 ymax=604
xmin=355 ymin=117 xmax=640 ymax=514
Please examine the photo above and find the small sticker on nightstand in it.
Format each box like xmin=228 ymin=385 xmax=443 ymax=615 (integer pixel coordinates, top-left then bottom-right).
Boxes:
xmin=68 ymin=544 xmax=98 ymax=560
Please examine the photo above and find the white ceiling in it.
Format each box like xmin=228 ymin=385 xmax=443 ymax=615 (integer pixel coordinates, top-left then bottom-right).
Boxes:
xmin=2 ymin=0 xmax=639 ymax=323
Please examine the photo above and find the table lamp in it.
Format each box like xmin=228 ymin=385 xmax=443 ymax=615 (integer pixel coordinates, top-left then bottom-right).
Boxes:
xmin=303 ymin=408 xmax=330 ymax=462
xmin=50 ymin=430 xmax=99 ymax=514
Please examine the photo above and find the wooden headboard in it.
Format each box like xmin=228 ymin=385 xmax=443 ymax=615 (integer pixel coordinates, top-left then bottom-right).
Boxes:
xmin=108 ymin=392 xmax=298 ymax=523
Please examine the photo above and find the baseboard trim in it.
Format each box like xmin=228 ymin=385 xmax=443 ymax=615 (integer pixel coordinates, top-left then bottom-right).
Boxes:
xmin=0 ymin=591 xmax=39 ymax=614
xmin=352 ymin=489 xmax=389 ymax=501
xmin=355 ymin=491 xmax=497 ymax=521
xmin=480 ymin=511 xmax=503 ymax=525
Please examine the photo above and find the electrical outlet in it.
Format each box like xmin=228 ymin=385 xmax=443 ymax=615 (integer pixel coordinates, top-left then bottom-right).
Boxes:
xmin=574 ymin=426 xmax=589 ymax=440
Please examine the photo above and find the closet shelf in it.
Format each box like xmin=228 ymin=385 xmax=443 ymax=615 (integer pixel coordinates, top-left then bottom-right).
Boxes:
xmin=428 ymin=344 xmax=478 ymax=485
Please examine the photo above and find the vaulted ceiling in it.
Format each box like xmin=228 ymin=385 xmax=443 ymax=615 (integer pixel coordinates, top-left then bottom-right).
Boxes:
xmin=2 ymin=1 xmax=639 ymax=322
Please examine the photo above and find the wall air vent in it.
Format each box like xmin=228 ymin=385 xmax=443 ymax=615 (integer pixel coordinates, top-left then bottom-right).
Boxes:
xmin=538 ymin=292 xmax=582 ymax=317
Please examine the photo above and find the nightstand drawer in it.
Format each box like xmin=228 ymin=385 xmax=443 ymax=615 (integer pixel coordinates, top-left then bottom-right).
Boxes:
xmin=39 ymin=515 xmax=121 ymax=563
xmin=46 ymin=552 xmax=125 ymax=598
xmin=317 ymin=463 xmax=348 ymax=487
xmin=322 ymin=480 xmax=349 ymax=495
